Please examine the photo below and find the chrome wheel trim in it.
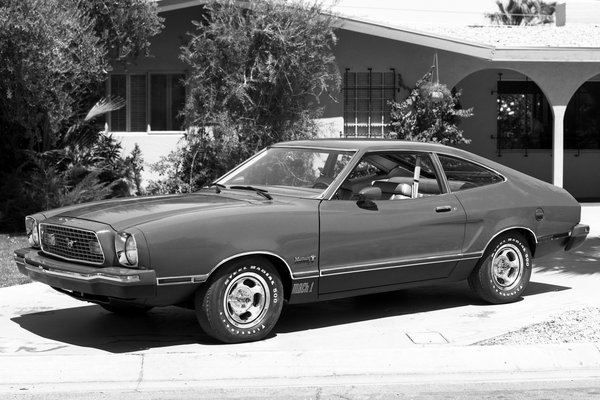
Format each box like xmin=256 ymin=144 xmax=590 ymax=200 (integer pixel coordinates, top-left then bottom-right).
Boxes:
xmin=491 ymin=243 xmax=524 ymax=291
xmin=223 ymin=271 xmax=270 ymax=328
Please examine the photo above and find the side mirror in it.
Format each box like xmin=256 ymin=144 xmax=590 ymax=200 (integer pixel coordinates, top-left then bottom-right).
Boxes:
xmin=356 ymin=187 xmax=381 ymax=210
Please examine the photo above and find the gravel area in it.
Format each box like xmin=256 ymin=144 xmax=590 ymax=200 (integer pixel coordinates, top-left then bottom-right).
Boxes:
xmin=477 ymin=307 xmax=600 ymax=345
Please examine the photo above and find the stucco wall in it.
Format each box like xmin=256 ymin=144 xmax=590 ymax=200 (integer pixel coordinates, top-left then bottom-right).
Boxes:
xmin=457 ymin=69 xmax=600 ymax=199
xmin=456 ymin=69 xmax=554 ymax=183
xmin=331 ymin=29 xmax=600 ymax=199
xmin=116 ymin=10 xmax=600 ymax=198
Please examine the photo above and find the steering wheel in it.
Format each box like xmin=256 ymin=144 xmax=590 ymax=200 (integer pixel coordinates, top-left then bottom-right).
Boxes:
xmin=312 ymin=176 xmax=333 ymax=189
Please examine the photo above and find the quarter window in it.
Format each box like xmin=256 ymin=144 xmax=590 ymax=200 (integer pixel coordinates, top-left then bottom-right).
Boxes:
xmin=438 ymin=154 xmax=504 ymax=191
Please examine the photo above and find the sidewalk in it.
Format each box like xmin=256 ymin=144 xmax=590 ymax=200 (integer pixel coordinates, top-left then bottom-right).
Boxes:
xmin=0 ymin=205 xmax=599 ymax=394
xmin=2 ymin=344 xmax=600 ymax=393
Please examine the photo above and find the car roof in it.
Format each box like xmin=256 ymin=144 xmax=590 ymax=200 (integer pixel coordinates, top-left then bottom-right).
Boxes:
xmin=273 ymin=139 xmax=463 ymax=154
xmin=272 ymin=139 xmax=518 ymax=179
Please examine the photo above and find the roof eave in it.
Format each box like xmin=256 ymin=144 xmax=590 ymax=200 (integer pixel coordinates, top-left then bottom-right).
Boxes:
xmin=492 ymin=47 xmax=600 ymax=62
xmin=336 ymin=18 xmax=495 ymax=60
xmin=156 ymin=2 xmax=600 ymax=63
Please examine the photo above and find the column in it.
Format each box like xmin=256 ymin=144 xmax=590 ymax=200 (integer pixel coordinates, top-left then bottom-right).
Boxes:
xmin=552 ymin=105 xmax=566 ymax=188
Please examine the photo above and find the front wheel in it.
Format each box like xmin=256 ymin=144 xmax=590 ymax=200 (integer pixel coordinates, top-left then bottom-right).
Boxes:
xmin=468 ymin=233 xmax=532 ymax=304
xmin=195 ymin=257 xmax=283 ymax=343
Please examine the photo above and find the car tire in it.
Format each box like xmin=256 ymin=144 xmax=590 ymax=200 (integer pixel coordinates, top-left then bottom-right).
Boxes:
xmin=195 ymin=257 xmax=284 ymax=343
xmin=100 ymin=303 xmax=153 ymax=316
xmin=468 ymin=232 xmax=532 ymax=304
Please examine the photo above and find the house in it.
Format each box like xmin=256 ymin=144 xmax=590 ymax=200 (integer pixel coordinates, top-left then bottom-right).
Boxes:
xmin=110 ymin=0 xmax=600 ymax=200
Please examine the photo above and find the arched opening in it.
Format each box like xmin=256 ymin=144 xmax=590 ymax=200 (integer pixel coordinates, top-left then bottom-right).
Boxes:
xmin=563 ymin=74 xmax=600 ymax=200
xmin=456 ymin=68 xmax=553 ymax=183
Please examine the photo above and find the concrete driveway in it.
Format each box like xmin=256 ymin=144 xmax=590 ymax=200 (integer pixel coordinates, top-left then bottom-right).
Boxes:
xmin=1 ymin=206 xmax=600 ymax=394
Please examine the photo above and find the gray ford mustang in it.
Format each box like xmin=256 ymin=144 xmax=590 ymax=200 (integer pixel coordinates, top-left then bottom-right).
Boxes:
xmin=15 ymin=140 xmax=589 ymax=343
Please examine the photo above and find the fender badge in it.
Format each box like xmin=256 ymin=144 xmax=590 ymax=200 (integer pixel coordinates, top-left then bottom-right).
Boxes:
xmin=294 ymin=255 xmax=316 ymax=264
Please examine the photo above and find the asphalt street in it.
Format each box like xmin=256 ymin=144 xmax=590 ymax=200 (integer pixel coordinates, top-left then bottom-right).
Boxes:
xmin=0 ymin=205 xmax=599 ymax=397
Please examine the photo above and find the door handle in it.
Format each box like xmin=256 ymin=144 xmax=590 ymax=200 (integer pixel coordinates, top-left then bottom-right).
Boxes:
xmin=435 ymin=205 xmax=452 ymax=213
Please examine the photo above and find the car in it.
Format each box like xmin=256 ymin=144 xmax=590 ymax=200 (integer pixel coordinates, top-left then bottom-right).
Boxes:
xmin=15 ymin=139 xmax=589 ymax=343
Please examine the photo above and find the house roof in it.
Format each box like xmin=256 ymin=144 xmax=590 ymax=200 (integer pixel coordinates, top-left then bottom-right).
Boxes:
xmin=337 ymin=16 xmax=600 ymax=62
xmin=431 ymin=24 xmax=600 ymax=48
xmin=156 ymin=0 xmax=600 ymax=62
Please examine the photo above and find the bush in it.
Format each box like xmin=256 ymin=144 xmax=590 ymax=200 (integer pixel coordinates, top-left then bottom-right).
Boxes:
xmin=0 ymin=0 xmax=161 ymax=231
xmin=388 ymin=72 xmax=473 ymax=145
xmin=163 ymin=0 xmax=340 ymax=191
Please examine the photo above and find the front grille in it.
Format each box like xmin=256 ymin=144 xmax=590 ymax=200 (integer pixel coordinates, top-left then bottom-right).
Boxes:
xmin=40 ymin=223 xmax=105 ymax=265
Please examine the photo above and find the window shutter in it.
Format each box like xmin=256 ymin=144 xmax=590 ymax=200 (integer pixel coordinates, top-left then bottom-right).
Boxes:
xmin=130 ymin=75 xmax=147 ymax=132
xmin=110 ymin=75 xmax=126 ymax=131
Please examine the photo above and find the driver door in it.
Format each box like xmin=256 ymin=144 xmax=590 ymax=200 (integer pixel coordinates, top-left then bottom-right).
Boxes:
xmin=318 ymin=151 xmax=467 ymax=294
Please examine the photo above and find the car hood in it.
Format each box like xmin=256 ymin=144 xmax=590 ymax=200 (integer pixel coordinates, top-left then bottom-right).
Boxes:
xmin=41 ymin=192 xmax=260 ymax=231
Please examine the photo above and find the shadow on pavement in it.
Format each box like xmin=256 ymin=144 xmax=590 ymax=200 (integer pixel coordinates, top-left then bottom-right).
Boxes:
xmin=523 ymin=281 xmax=570 ymax=296
xmin=11 ymin=305 xmax=218 ymax=353
xmin=534 ymin=237 xmax=600 ymax=276
xmin=10 ymin=280 xmax=570 ymax=353
xmin=276 ymin=280 xmax=569 ymax=334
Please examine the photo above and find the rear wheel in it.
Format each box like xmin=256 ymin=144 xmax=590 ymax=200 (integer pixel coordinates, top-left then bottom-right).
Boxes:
xmin=468 ymin=232 xmax=532 ymax=304
xmin=195 ymin=257 xmax=283 ymax=343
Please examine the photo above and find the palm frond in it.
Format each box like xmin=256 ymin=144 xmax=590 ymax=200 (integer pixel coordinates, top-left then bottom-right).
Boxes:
xmin=84 ymin=96 xmax=126 ymax=121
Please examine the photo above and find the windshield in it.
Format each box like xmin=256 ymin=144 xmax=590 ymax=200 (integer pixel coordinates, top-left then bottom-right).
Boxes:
xmin=218 ymin=147 xmax=356 ymax=197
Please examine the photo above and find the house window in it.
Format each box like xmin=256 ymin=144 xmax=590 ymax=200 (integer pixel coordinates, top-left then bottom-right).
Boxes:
xmin=343 ymin=69 xmax=400 ymax=138
xmin=109 ymin=75 xmax=127 ymax=131
xmin=496 ymin=80 xmax=552 ymax=151
xmin=565 ymin=82 xmax=600 ymax=150
xmin=150 ymin=74 xmax=186 ymax=131
xmin=108 ymin=73 xmax=185 ymax=132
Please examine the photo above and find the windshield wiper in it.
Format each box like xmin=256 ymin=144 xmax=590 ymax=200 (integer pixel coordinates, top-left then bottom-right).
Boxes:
xmin=230 ymin=185 xmax=273 ymax=200
xmin=207 ymin=182 xmax=226 ymax=194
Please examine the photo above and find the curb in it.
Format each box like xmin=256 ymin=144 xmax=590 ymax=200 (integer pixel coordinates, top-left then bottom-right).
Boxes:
xmin=2 ymin=343 xmax=600 ymax=393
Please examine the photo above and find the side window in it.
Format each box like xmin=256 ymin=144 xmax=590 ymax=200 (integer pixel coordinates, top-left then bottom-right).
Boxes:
xmin=346 ymin=159 xmax=385 ymax=181
xmin=335 ymin=152 xmax=442 ymax=200
xmin=438 ymin=154 xmax=504 ymax=191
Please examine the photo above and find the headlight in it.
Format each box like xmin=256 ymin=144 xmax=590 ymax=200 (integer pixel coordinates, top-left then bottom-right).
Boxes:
xmin=26 ymin=217 xmax=40 ymax=248
xmin=116 ymin=232 xmax=138 ymax=267
xmin=125 ymin=235 xmax=138 ymax=266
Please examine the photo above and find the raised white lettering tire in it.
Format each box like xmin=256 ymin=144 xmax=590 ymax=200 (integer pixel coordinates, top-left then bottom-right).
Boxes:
xmin=195 ymin=257 xmax=283 ymax=343
xmin=468 ymin=232 xmax=532 ymax=304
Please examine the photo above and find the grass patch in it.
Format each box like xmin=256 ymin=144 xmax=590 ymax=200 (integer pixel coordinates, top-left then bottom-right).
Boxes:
xmin=0 ymin=234 xmax=31 ymax=288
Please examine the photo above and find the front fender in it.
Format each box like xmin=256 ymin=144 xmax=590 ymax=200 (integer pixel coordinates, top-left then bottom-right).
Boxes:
xmin=137 ymin=198 xmax=320 ymax=281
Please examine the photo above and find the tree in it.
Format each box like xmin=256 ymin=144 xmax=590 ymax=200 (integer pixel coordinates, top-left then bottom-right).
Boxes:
xmin=0 ymin=0 xmax=163 ymax=158
xmin=388 ymin=72 xmax=473 ymax=145
xmin=0 ymin=0 xmax=106 ymax=156
xmin=486 ymin=0 xmax=557 ymax=26
xmin=0 ymin=0 xmax=163 ymax=231
xmin=78 ymin=0 xmax=163 ymax=64
xmin=169 ymin=0 xmax=340 ymax=190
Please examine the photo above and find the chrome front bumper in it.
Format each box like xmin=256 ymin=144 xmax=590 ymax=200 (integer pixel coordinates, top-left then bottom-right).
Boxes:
xmin=14 ymin=247 xmax=156 ymax=299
